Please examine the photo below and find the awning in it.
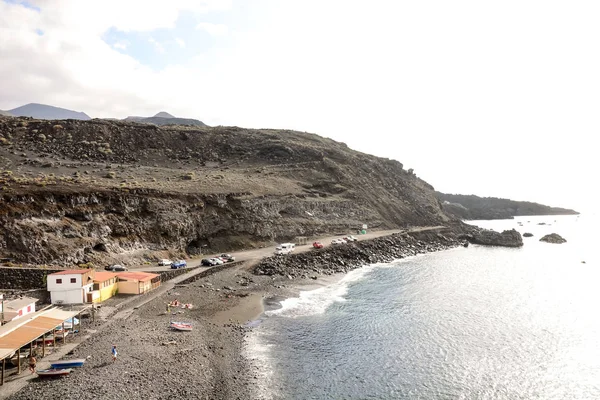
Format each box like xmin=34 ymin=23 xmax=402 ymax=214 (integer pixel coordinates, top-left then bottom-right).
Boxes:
xmin=0 ymin=307 xmax=80 ymax=360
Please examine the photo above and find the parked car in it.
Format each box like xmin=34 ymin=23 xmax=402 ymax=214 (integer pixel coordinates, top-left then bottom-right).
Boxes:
xmin=219 ymin=253 xmax=236 ymax=262
xmin=201 ymin=258 xmax=213 ymax=266
xmin=158 ymin=259 xmax=173 ymax=266
xmin=331 ymin=239 xmax=346 ymax=245
xmin=274 ymin=246 xmax=290 ymax=255
xmin=313 ymin=241 xmax=324 ymax=249
xmin=105 ymin=264 xmax=128 ymax=272
xmin=171 ymin=260 xmax=187 ymax=269
xmin=344 ymin=236 xmax=358 ymax=242
xmin=210 ymin=258 xmax=224 ymax=265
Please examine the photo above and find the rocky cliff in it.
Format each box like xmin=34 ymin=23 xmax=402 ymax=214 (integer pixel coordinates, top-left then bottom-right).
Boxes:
xmin=436 ymin=192 xmax=578 ymax=220
xmin=0 ymin=116 xmax=453 ymax=266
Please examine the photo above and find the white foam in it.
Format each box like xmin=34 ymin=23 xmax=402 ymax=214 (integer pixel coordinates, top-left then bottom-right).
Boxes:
xmin=243 ymin=330 xmax=278 ymax=400
xmin=265 ymin=262 xmax=387 ymax=318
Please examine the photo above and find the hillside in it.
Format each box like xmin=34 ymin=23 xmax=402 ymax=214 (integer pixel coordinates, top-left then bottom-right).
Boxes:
xmin=436 ymin=192 xmax=579 ymax=220
xmin=0 ymin=110 xmax=12 ymax=117
xmin=124 ymin=111 xmax=207 ymax=127
xmin=0 ymin=116 xmax=453 ymax=266
xmin=8 ymin=103 xmax=91 ymax=120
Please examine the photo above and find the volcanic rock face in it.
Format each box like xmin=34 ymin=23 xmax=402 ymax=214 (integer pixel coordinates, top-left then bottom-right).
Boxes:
xmin=539 ymin=233 xmax=566 ymax=244
xmin=0 ymin=116 xmax=453 ymax=266
xmin=464 ymin=228 xmax=523 ymax=247
xmin=523 ymin=232 xmax=534 ymax=237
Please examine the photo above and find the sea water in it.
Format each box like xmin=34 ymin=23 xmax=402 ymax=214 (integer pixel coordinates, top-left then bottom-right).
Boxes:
xmin=245 ymin=214 xmax=600 ymax=399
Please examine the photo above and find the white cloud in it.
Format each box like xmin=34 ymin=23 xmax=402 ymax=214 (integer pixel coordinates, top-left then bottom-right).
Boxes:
xmin=113 ymin=41 xmax=128 ymax=50
xmin=195 ymin=22 xmax=228 ymax=36
xmin=148 ymin=37 xmax=165 ymax=53
xmin=175 ymin=37 xmax=185 ymax=48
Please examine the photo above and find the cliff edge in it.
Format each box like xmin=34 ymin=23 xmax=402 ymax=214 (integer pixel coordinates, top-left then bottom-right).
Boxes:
xmin=0 ymin=116 xmax=453 ymax=266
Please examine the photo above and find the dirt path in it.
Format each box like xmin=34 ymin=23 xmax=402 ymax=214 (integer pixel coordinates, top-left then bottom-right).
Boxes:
xmin=138 ymin=226 xmax=446 ymax=273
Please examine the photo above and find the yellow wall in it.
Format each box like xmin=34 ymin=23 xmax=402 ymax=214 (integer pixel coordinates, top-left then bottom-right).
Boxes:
xmin=117 ymin=280 xmax=139 ymax=295
xmin=97 ymin=281 xmax=117 ymax=302
xmin=92 ymin=277 xmax=118 ymax=303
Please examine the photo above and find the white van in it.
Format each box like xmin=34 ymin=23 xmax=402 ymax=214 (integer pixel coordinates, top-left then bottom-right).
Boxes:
xmin=274 ymin=243 xmax=295 ymax=255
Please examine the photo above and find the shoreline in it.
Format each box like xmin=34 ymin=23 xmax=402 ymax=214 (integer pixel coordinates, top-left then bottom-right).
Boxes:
xmin=5 ymin=228 xmax=463 ymax=400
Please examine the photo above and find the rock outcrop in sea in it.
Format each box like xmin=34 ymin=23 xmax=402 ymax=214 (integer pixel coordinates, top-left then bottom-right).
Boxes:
xmin=463 ymin=228 xmax=523 ymax=247
xmin=539 ymin=233 xmax=566 ymax=244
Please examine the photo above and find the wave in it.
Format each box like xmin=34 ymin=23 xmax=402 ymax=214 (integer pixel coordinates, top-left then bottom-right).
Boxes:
xmin=265 ymin=262 xmax=391 ymax=318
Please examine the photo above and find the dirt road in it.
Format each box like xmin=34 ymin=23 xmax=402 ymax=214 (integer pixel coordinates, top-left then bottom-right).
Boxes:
xmin=137 ymin=226 xmax=446 ymax=272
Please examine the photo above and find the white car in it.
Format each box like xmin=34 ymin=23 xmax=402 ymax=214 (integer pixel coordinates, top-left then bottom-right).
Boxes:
xmin=274 ymin=247 xmax=291 ymax=255
xmin=331 ymin=239 xmax=346 ymax=245
xmin=209 ymin=257 xmax=224 ymax=265
xmin=158 ymin=259 xmax=173 ymax=266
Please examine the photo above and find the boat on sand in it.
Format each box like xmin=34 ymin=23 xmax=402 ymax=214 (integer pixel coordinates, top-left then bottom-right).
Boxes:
xmin=36 ymin=368 xmax=73 ymax=378
xmin=170 ymin=322 xmax=193 ymax=331
xmin=50 ymin=359 xmax=86 ymax=368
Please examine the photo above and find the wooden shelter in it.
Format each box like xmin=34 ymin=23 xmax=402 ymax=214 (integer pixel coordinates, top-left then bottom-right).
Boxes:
xmin=0 ymin=307 xmax=83 ymax=385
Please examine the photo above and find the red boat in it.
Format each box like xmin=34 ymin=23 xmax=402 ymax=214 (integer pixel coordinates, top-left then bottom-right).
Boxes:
xmin=170 ymin=322 xmax=193 ymax=331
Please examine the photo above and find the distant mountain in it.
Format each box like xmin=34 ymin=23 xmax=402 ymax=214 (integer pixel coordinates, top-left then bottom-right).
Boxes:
xmin=436 ymin=192 xmax=579 ymax=220
xmin=0 ymin=110 xmax=12 ymax=116
xmin=153 ymin=111 xmax=175 ymax=118
xmin=123 ymin=111 xmax=207 ymax=127
xmin=8 ymin=103 xmax=91 ymax=120
xmin=123 ymin=116 xmax=145 ymax=122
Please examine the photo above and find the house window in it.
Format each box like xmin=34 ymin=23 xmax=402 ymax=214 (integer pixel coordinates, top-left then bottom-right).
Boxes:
xmin=56 ymin=278 xmax=62 ymax=284
xmin=70 ymin=278 xmax=76 ymax=283
xmin=27 ymin=305 xmax=31 ymax=312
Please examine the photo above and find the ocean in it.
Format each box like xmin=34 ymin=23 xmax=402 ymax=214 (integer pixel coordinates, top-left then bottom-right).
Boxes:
xmin=245 ymin=215 xmax=599 ymax=399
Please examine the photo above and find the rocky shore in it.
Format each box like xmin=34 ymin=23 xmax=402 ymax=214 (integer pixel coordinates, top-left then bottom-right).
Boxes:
xmin=254 ymin=229 xmax=463 ymax=278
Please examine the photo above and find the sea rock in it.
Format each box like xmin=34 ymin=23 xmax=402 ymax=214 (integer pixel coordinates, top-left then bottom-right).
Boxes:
xmin=523 ymin=232 xmax=533 ymax=237
xmin=539 ymin=233 xmax=566 ymax=244
xmin=466 ymin=228 xmax=523 ymax=248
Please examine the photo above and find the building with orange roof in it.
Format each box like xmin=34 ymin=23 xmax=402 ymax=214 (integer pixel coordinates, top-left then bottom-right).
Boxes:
xmin=92 ymin=271 xmax=118 ymax=303
xmin=47 ymin=269 xmax=95 ymax=305
xmin=115 ymin=271 xmax=161 ymax=295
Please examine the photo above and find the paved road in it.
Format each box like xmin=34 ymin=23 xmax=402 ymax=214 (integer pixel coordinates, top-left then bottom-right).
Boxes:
xmin=135 ymin=226 xmax=446 ymax=273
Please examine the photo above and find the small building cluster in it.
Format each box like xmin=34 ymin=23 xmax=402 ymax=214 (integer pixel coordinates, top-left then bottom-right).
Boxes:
xmin=47 ymin=269 xmax=161 ymax=305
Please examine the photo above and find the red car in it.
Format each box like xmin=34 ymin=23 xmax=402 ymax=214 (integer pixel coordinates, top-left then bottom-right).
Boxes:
xmin=313 ymin=241 xmax=324 ymax=249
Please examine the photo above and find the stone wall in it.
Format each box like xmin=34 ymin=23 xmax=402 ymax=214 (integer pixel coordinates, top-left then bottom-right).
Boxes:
xmin=0 ymin=267 xmax=63 ymax=290
xmin=179 ymin=262 xmax=240 ymax=285
xmin=157 ymin=266 xmax=200 ymax=282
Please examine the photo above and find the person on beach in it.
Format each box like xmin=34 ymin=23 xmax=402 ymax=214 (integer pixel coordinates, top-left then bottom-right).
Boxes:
xmin=28 ymin=354 xmax=36 ymax=374
xmin=111 ymin=345 xmax=118 ymax=362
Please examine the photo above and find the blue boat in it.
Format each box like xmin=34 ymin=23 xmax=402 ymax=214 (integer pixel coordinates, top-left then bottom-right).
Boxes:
xmin=49 ymin=358 xmax=86 ymax=368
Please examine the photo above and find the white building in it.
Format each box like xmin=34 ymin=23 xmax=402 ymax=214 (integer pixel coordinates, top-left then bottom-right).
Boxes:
xmin=47 ymin=269 xmax=95 ymax=305
xmin=0 ymin=296 xmax=38 ymax=323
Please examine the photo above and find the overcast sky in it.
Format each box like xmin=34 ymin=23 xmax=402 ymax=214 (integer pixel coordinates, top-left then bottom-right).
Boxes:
xmin=0 ymin=0 xmax=596 ymax=212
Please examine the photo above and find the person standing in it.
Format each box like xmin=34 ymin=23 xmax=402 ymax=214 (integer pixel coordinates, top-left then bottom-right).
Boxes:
xmin=28 ymin=353 xmax=36 ymax=374
xmin=111 ymin=345 xmax=118 ymax=362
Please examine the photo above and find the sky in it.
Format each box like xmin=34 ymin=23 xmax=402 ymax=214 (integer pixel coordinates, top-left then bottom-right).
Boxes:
xmin=0 ymin=0 xmax=596 ymax=213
